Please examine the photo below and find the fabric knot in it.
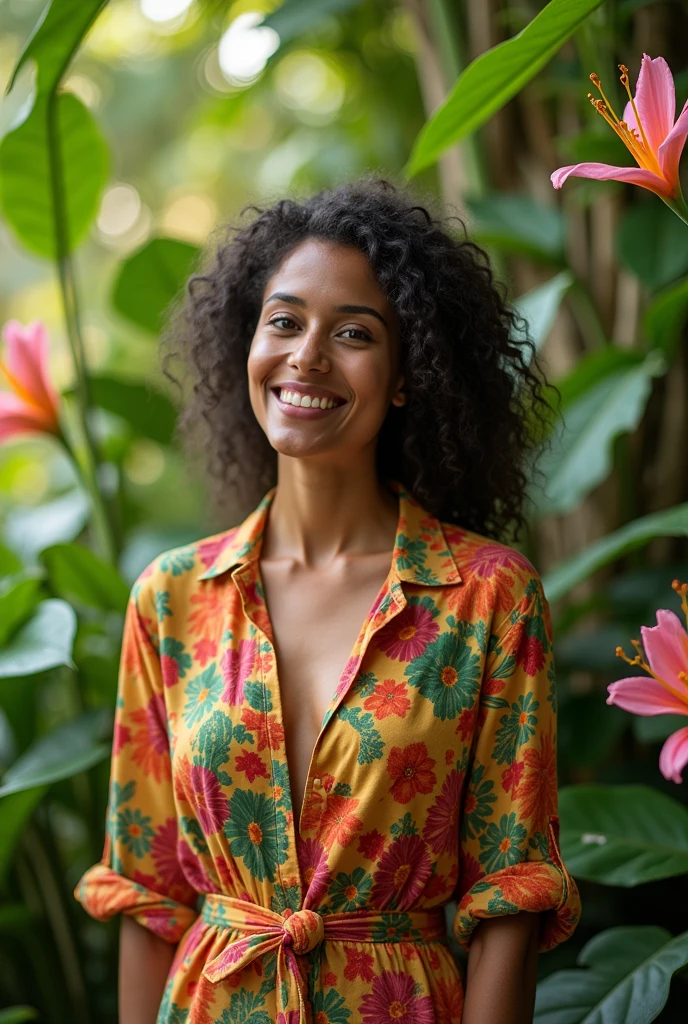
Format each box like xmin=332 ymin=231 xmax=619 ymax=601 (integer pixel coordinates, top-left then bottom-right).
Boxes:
xmin=281 ymin=908 xmax=324 ymax=954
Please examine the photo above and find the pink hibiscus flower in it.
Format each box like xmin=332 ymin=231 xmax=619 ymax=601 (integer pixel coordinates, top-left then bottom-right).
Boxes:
xmin=359 ymin=970 xmax=434 ymax=1024
xmin=188 ymin=764 xmax=230 ymax=833
xmin=220 ymin=638 xmax=256 ymax=705
xmin=376 ymin=601 xmax=439 ymax=661
xmin=370 ymin=833 xmax=433 ymax=911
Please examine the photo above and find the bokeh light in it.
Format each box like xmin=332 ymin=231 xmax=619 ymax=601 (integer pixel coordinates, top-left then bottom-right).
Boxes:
xmin=218 ymin=12 xmax=280 ymax=86
xmin=140 ymin=0 xmax=194 ymax=24
xmin=96 ymin=184 xmax=151 ymax=250
xmin=274 ymin=51 xmax=346 ymax=122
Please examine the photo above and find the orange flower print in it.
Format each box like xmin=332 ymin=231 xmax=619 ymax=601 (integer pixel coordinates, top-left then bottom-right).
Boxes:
xmin=363 ymin=679 xmax=411 ymax=720
xmin=386 ymin=742 xmax=437 ymax=804
xmin=318 ymin=794 xmax=364 ymax=848
xmin=515 ymin=730 xmax=557 ymax=833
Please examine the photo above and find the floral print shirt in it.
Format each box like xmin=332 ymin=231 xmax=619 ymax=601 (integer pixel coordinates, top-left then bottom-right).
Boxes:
xmin=74 ymin=483 xmax=580 ymax=1023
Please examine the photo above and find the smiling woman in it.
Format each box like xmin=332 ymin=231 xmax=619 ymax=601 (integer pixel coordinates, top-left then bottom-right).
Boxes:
xmin=73 ymin=175 xmax=580 ymax=1024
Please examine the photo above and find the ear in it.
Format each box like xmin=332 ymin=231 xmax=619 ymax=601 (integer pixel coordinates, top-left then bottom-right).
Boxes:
xmin=391 ymin=374 xmax=406 ymax=408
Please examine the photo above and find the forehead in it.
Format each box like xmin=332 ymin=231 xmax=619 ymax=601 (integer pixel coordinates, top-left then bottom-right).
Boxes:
xmin=264 ymin=238 xmax=389 ymax=305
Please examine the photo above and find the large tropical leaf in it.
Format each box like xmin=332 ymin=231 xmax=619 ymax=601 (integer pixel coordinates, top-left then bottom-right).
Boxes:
xmin=85 ymin=375 xmax=178 ymax=445
xmin=111 ymin=237 xmax=199 ymax=334
xmin=406 ymin=0 xmax=606 ymax=175
xmin=530 ymin=349 xmax=666 ymax=517
xmin=466 ymin=194 xmax=566 ymax=263
xmin=40 ymin=543 xmax=129 ymax=613
xmin=0 ymin=599 xmax=76 ymax=678
xmin=0 ymin=708 xmax=111 ymax=797
xmin=617 ymin=201 xmax=688 ymax=292
xmin=3 ymin=489 xmax=90 ymax=564
xmin=559 ymin=785 xmax=688 ymax=886
xmin=0 ymin=787 xmax=46 ymax=883
xmin=534 ymin=926 xmax=688 ymax=1024
xmin=0 ymin=578 xmax=42 ymax=648
xmin=0 ymin=92 xmax=109 ymax=258
xmin=542 ymin=503 xmax=688 ymax=602
xmin=0 ymin=1008 xmax=38 ymax=1024
xmin=512 ymin=271 xmax=574 ymax=356
xmin=643 ymin=276 xmax=688 ymax=359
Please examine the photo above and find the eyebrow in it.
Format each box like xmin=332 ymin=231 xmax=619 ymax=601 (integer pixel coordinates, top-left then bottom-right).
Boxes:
xmin=263 ymin=292 xmax=388 ymax=328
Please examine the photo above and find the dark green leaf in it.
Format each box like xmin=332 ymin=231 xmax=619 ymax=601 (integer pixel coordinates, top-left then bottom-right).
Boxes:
xmin=534 ymin=926 xmax=688 ymax=1024
xmin=4 ymin=489 xmax=90 ymax=563
xmin=0 ymin=787 xmax=46 ymax=882
xmin=465 ymin=194 xmax=565 ymax=263
xmin=542 ymin=504 xmax=688 ymax=603
xmin=0 ymin=92 xmax=109 ymax=259
xmin=558 ymin=692 xmax=629 ymax=771
xmin=40 ymin=543 xmax=129 ymax=612
xmin=0 ymin=599 xmax=76 ymax=677
xmin=617 ymin=202 xmax=688 ymax=292
xmin=7 ymin=0 xmax=108 ymax=96
xmin=0 ymin=1007 xmax=39 ymax=1024
xmin=512 ymin=271 xmax=573 ymax=354
xmin=406 ymin=0 xmax=606 ymax=175
xmin=84 ymin=374 xmax=177 ymax=445
xmin=0 ymin=578 xmax=43 ymax=647
xmin=643 ymin=277 xmax=688 ymax=359
xmin=559 ymin=784 xmax=688 ymax=886
xmin=112 ymin=237 xmax=199 ymax=334
xmin=0 ymin=708 xmax=111 ymax=797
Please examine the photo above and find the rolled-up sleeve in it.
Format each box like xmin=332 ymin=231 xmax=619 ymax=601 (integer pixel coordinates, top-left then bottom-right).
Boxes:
xmin=74 ymin=574 xmax=198 ymax=943
xmin=453 ymin=571 xmax=581 ymax=952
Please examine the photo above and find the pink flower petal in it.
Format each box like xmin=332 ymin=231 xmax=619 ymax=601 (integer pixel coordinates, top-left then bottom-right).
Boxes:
xmin=658 ymin=97 xmax=688 ymax=185
xmin=623 ymin=99 xmax=639 ymax=138
xmin=550 ymin=162 xmax=671 ymax=198
xmin=633 ymin=54 xmax=675 ymax=154
xmin=1 ymin=320 xmax=59 ymax=417
xmin=0 ymin=391 xmax=55 ymax=440
xmin=607 ymin=676 xmax=688 ymax=716
xmin=659 ymin=725 xmax=688 ymax=784
xmin=641 ymin=609 xmax=688 ymax=691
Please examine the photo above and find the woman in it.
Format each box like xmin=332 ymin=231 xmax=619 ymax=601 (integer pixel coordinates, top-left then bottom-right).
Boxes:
xmin=75 ymin=176 xmax=580 ymax=1024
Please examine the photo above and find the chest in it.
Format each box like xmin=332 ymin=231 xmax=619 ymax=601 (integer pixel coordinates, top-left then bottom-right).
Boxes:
xmin=259 ymin=555 xmax=392 ymax=824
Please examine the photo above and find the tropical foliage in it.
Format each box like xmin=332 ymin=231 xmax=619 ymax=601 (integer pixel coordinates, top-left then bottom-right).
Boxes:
xmin=1 ymin=0 xmax=688 ymax=1021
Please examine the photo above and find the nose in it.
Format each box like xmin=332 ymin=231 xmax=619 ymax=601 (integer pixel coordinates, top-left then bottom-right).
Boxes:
xmin=287 ymin=326 xmax=330 ymax=374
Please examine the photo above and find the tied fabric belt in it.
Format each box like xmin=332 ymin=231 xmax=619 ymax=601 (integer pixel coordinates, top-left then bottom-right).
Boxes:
xmin=200 ymin=893 xmax=448 ymax=1023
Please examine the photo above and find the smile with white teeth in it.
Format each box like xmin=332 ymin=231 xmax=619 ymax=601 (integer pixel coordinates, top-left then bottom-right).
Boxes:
xmin=278 ymin=388 xmax=341 ymax=409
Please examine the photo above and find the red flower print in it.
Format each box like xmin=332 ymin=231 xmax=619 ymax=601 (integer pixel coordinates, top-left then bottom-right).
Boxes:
xmin=220 ymin=638 xmax=257 ymax=705
xmin=151 ymin=818 xmax=188 ymax=892
xmin=276 ymin=1012 xmax=300 ymax=1024
xmin=386 ymin=743 xmax=437 ymax=804
xmin=494 ymin=861 xmax=560 ymax=909
xmin=318 ymin=794 xmax=364 ymax=849
xmin=241 ymin=706 xmax=284 ymax=752
xmin=376 ymin=601 xmax=439 ymax=661
xmin=502 ymin=758 xmax=525 ymax=797
xmin=324 ymin=971 xmax=338 ymax=987
xmin=358 ymin=829 xmax=386 ymax=861
xmin=455 ymin=706 xmax=477 ymax=743
xmin=363 ymin=679 xmax=411 ymax=720
xmin=336 ymin=654 xmax=361 ymax=698
xmin=516 ymin=730 xmax=557 ymax=832
xmin=113 ymin=721 xmax=131 ymax=754
xmin=517 ymin=632 xmax=546 ymax=677
xmin=130 ymin=693 xmax=170 ymax=783
xmin=422 ymin=770 xmax=462 ymax=856
xmin=234 ymin=749 xmax=269 ymax=782
xmin=434 ymin=977 xmax=464 ymax=1024
xmin=193 ymin=636 xmax=217 ymax=667
xmin=359 ymin=970 xmax=434 ymax=1023
xmin=344 ymin=945 xmax=376 ymax=983
xmin=370 ymin=834 xmax=433 ymax=911
xmin=188 ymin=764 xmax=230 ymax=834
xmin=178 ymin=839 xmax=214 ymax=893
xmin=161 ymin=653 xmax=180 ymax=689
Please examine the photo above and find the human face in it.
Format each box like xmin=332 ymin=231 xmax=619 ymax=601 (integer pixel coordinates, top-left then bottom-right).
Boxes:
xmin=247 ymin=237 xmax=404 ymax=463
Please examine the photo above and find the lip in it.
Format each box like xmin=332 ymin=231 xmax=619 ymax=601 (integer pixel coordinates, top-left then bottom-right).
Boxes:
xmin=270 ymin=380 xmax=348 ymax=419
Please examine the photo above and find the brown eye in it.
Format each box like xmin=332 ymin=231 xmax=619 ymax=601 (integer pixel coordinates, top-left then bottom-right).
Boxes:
xmin=270 ymin=316 xmax=298 ymax=329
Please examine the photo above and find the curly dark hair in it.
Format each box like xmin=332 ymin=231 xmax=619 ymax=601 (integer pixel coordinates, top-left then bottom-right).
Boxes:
xmin=159 ymin=174 xmax=558 ymax=541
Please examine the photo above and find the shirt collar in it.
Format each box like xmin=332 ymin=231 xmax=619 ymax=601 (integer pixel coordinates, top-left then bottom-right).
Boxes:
xmin=196 ymin=481 xmax=462 ymax=586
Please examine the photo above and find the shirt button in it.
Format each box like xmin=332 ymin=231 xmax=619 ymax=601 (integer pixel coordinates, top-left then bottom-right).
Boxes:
xmin=313 ymin=776 xmax=323 ymax=788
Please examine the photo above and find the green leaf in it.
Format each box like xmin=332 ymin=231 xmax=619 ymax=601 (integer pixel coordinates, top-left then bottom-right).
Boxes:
xmin=531 ymin=350 xmax=666 ymax=517
xmin=40 ymin=543 xmax=129 ymax=612
xmin=0 ymin=92 xmax=109 ymax=259
xmin=0 ymin=578 xmax=43 ymax=647
xmin=0 ymin=1007 xmax=39 ymax=1024
xmin=512 ymin=271 xmax=574 ymax=355
xmin=617 ymin=201 xmax=688 ymax=292
xmin=466 ymin=193 xmax=565 ymax=263
xmin=542 ymin=504 xmax=688 ymax=603
xmin=559 ymin=784 xmax=688 ymax=886
xmin=0 ymin=787 xmax=46 ymax=883
xmin=0 ymin=599 xmax=76 ymax=678
xmin=0 ymin=708 xmax=111 ymax=797
xmin=7 ymin=0 xmax=108 ymax=96
xmin=405 ymin=0 xmax=606 ymax=176
xmin=262 ymin=0 xmax=365 ymax=43
xmin=84 ymin=374 xmax=177 ymax=445
xmin=534 ymin=925 xmax=688 ymax=1024
xmin=112 ymin=237 xmax=199 ymax=335
xmin=643 ymin=276 xmax=688 ymax=359
xmin=4 ymin=488 xmax=90 ymax=563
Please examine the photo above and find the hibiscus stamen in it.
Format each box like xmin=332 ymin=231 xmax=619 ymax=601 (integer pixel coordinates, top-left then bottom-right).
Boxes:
xmin=672 ymin=579 xmax=688 ymax=630
xmin=619 ymin=64 xmax=656 ymax=163
xmin=615 ymin=641 xmax=688 ymax=705
xmin=588 ymin=69 xmax=664 ymax=178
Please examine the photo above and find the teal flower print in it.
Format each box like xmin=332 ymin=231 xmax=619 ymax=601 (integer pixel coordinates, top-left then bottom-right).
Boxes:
xmin=182 ymin=664 xmax=223 ymax=727
xmin=460 ymin=762 xmax=496 ymax=841
xmin=329 ymin=866 xmax=373 ymax=911
xmin=225 ymin=789 xmax=288 ymax=882
xmin=114 ymin=806 xmax=155 ymax=858
xmin=405 ymin=630 xmax=481 ymax=719
xmin=394 ymin=532 xmax=427 ymax=573
xmin=478 ymin=812 xmax=527 ymax=873
xmin=492 ymin=692 xmax=539 ymax=766
xmin=312 ymin=987 xmax=352 ymax=1023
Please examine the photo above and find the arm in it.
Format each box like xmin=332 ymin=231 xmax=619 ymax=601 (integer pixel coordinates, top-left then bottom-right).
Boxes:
xmin=120 ymin=916 xmax=178 ymax=1024
xmin=462 ymin=912 xmax=540 ymax=1024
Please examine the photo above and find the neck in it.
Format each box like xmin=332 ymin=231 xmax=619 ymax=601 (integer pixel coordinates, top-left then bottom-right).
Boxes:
xmin=264 ymin=453 xmax=398 ymax=566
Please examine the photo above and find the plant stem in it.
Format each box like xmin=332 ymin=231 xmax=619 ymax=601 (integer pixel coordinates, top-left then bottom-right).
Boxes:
xmin=46 ymin=92 xmax=118 ymax=567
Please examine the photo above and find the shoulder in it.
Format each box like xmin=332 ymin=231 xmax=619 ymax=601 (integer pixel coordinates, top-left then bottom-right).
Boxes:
xmin=440 ymin=519 xmax=547 ymax=632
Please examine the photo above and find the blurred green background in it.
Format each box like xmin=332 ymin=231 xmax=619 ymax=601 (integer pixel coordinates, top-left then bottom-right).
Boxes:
xmin=2 ymin=0 xmax=688 ymax=1021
